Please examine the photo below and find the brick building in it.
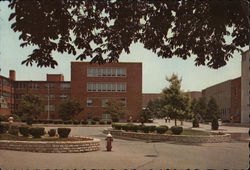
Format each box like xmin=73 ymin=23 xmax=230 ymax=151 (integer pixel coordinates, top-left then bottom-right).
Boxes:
xmin=0 ymin=62 xmax=142 ymax=120
xmin=71 ymin=62 xmax=142 ymax=120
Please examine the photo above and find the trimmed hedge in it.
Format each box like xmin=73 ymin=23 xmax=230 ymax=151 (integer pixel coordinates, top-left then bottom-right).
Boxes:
xmin=58 ymin=128 xmax=71 ymax=138
xmin=19 ymin=126 xmax=30 ymax=137
xmin=156 ymin=125 xmax=168 ymax=134
xmin=0 ymin=123 xmax=9 ymax=134
xmin=48 ymin=129 xmax=56 ymax=137
xmin=81 ymin=120 xmax=88 ymax=125
xmin=211 ymin=119 xmax=219 ymax=130
xmin=8 ymin=126 xmax=19 ymax=136
xmin=107 ymin=121 xmax=112 ymax=125
xmin=91 ymin=121 xmax=97 ymax=125
xmin=73 ymin=120 xmax=81 ymax=125
xmin=192 ymin=119 xmax=199 ymax=128
xmin=171 ymin=126 xmax=183 ymax=135
xmin=99 ymin=121 xmax=105 ymax=125
xmin=29 ymin=128 xmax=45 ymax=138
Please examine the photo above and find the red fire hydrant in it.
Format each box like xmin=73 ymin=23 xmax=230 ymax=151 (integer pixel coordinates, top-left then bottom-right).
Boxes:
xmin=106 ymin=133 xmax=113 ymax=151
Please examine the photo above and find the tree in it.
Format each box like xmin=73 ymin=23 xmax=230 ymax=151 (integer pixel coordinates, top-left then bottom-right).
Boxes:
xmin=196 ymin=97 xmax=207 ymax=121
xmin=6 ymin=0 xmax=249 ymax=68
xmin=16 ymin=94 xmax=43 ymax=119
xmin=207 ymin=97 xmax=219 ymax=130
xmin=144 ymin=98 xmax=164 ymax=119
xmin=58 ymin=100 xmax=83 ymax=121
xmin=160 ymin=74 xmax=190 ymax=126
xmin=190 ymin=98 xmax=200 ymax=127
xmin=104 ymin=99 xmax=127 ymax=122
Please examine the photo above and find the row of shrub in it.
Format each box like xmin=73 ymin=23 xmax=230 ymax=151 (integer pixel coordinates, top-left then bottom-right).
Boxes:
xmin=112 ymin=124 xmax=183 ymax=135
xmin=21 ymin=119 xmax=112 ymax=125
xmin=0 ymin=123 xmax=71 ymax=138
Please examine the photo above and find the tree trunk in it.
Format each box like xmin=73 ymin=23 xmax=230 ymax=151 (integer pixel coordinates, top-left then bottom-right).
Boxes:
xmin=175 ymin=119 xmax=177 ymax=126
xmin=181 ymin=120 xmax=183 ymax=125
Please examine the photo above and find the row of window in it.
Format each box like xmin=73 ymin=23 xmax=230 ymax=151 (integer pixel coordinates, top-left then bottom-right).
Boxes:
xmin=87 ymin=68 xmax=126 ymax=77
xmin=14 ymin=83 xmax=71 ymax=89
xmin=14 ymin=94 xmax=69 ymax=100
xmin=87 ymin=83 xmax=126 ymax=92
xmin=87 ymin=97 xmax=126 ymax=107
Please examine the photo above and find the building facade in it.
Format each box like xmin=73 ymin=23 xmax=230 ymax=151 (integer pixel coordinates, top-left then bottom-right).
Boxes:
xmin=71 ymin=62 xmax=142 ymax=120
xmin=202 ymin=77 xmax=241 ymax=122
xmin=241 ymin=50 xmax=250 ymax=124
xmin=0 ymin=62 xmax=142 ymax=121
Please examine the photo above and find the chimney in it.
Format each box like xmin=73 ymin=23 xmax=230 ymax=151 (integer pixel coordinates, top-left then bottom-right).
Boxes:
xmin=9 ymin=70 xmax=16 ymax=81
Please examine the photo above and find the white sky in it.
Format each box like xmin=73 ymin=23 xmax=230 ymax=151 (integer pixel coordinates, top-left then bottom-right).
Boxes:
xmin=0 ymin=2 xmax=247 ymax=93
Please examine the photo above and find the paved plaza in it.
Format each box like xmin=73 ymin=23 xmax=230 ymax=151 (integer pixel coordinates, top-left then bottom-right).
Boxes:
xmin=0 ymin=121 xmax=249 ymax=169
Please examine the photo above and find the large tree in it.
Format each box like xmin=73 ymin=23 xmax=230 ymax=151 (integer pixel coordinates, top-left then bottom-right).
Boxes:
xmin=103 ymin=98 xmax=127 ymax=122
xmin=6 ymin=0 xmax=249 ymax=68
xmin=160 ymin=74 xmax=190 ymax=126
xmin=16 ymin=93 xmax=43 ymax=119
xmin=58 ymin=100 xmax=83 ymax=121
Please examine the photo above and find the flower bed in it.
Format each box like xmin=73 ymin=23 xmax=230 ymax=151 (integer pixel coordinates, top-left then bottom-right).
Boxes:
xmin=0 ymin=137 xmax=100 ymax=153
xmin=104 ymin=129 xmax=231 ymax=143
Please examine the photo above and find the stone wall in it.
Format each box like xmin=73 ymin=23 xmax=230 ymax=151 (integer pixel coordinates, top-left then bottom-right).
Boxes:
xmin=104 ymin=130 xmax=231 ymax=143
xmin=0 ymin=138 xmax=100 ymax=153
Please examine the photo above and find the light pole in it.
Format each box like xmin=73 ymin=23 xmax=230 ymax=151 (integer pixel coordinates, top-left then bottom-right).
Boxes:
xmin=47 ymin=83 xmax=50 ymax=120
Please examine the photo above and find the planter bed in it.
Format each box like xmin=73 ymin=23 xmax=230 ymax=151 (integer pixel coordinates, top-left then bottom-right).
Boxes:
xmin=104 ymin=129 xmax=231 ymax=143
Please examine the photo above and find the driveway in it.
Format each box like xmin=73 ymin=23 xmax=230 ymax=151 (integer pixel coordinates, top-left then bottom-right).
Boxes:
xmin=0 ymin=126 xmax=248 ymax=169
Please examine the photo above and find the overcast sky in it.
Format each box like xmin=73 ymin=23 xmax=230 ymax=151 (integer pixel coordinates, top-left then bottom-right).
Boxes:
xmin=0 ymin=2 xmax=247 ymax=93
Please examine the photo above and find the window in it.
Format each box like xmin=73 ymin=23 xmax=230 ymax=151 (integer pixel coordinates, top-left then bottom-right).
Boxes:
xmin=101 ymin=98 xmax=109 ymax=107
xmin=29 ymin=83 xmax=39 ymax=89
xmin=102 ymin=113 xmax=111 ymax=120
xmin=2 ymin=91 xmax=11 ymax=98
xmin=45 ymin=94 xmax=55 ymax=100
xmin=45 ymin=83 xmax=54 ymax=89
xmin=60 ymin=94 xmax=69 ymax=99
xmin=87 ymin=83 xmax=126 ymax=92
xmin=2 ymin=79 xmax=10 ymax=86
xmin=60 ymin=83 xmax=70 ymax=89
xmin=87 ymin=98 xmax=93 ymax=106
xmin=120 ymin=98 xmax=126 ymax=106
xmin=87 ymin=68 xmax=126 ymax=77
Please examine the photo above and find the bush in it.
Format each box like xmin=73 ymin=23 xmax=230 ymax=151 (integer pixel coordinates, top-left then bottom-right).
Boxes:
xmin=93 ymin=117 xmax=100 ymax=121
xmin=0 ymin=123 xmax=9 ymax=134
xmin=99 ymin=121 xmax=105 ymax=125
xmin=171 ymin=126 xmax=183 ymax=135
xmin=26 ymin=117 xmax=33 ymax=125
xmin=139 ymin=125 xmax=151 ymax=133
xmin=91 ymin=121 xmax=96 ymax=125
xmin=64 ymin=120 xmax=72 ymax=124
xmin=192 ymin=119 xmax=199 ymax=128
xmin=58 ymin=128 xmax=71 ymax=138
xmin=8 ymin=127 xmax=19 ymax=136
xmin=148 ymin=125 xmax=156 ymax=133
xmin=29 ymin=128 xmax=45 ymax=138
xmin=19 ymin=126 xmax=30 ymax=137
xmin=112 ymin=123 xmax=122 ymax=130
xmin=81 ymin=120 xmax=88 ymax=125
xmin=132 ymin=120 xmax=137 ymax=123
xmin=107 ymin=121 xmax=112 ymax=125
xmin=156 ymin=126 xmax=168 ymax=134
xmin=211 ymin=119 xmax=219 ymax=130
xmin=48 ymin=129 xmax=56 ymax=137
xmin=73 ymin=120 xmax=80 ymax=125
xmin=112 ymin=118 xmax=119 ymax=122
xmin=0 ymin=115 xmax=6 ymax=122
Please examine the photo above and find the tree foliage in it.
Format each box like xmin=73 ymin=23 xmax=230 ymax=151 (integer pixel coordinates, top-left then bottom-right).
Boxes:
xmin=160 ymin=74 xmax=190 ymax=126
xmin=196 ymin=97 xmax=207 ymax=121
xmin=206 ymin=97 xmax=219 ymax=120
xmin=104 ymin=98 xmax=127 ymax=121
xmin=58 ymin=100 xmax=83 ymax=121
xmin=6 ymin=0 xmax=249 ymax=68
xmin=16 ymin=93 xmax=43 ymax=119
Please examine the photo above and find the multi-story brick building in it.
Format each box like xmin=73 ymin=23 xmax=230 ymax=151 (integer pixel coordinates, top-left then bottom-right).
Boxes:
xmin=0 ymin=62 xmax=142 ymax=121
xmin=71 ymin=62 xmax=142 ymax=120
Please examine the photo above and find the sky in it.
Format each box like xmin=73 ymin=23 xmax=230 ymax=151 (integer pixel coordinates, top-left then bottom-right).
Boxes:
xmin=0 ymin=2 xmax=247 ymax=93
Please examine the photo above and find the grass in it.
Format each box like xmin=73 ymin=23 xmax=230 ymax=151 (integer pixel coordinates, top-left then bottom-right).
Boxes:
xmin=0 ymin=133 xmax=93 ymax=141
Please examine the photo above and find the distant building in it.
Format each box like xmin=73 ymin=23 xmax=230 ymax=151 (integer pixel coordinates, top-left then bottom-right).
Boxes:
xmin=186 ymin=91 xmax=202 ymax=100
xmin=142 ymin=93 xmax=161 ymax=108
xmin=241 ymin=50 xmax=250 ymax=124
xmin=202 ymin=77 xmax=241 ymax=123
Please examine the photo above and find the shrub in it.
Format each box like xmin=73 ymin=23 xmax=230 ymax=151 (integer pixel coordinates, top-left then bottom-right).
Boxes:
xmin=29 ymin=128 xmax=45 ymax=138
xmin=139 ymin=125 xmax=151 ymax=133
xmin=81 ymin=120 xmax=88 ymax=125
xmin=91 ymin=121 xmax=96 ymax=125
xmin=192 ymin=119 xmax=199 ymax=128
xmin=58 ymin=128 xmax=71 ymax=138
xmin=99 ymin=121 xmax=105 ymax=125
xmin=73 ymin=120 xmax=80 ymax=125
xmin=26 ymin=117 xmax=33 ymax=125
xmin=0 ymin=115 xmax=6 ymax=122
xmin=19 ymin=126 xmax=30 ymax=137
xmin=132 ymin=120 xmax=137 ymax=123
xmin=211 ymin=119 xmax=219 ymax=130
xmin=32 ymin=119 xmax=38 ymax=124
xmin=112 ymin=118 xmax=119 ymax=122
xmin=57 ymin=120 xmax=63 ymax=124
xmin=64 ymin=120 xmax=72 ymax=124
xmin=0 ymin=123 xmax=9 ymax=134
xmin=48 ymin=129 xmax=56 ymax=137
xmin=171 ymin=126 xmax=183 ymax=135
xmin=129 ymin=124 xmax=139 ymax=132
xmin=148 ymin=125 xmax=156 ymax=133
xmin=112 ymin=123 xmax=122 ymax=130
xmin=8 ymin=128 xmax=19 ymax=136
xmin=107 ymin=121 xmax=112 ymax=125
xmin=93 ymin=117 xmax=100 ymax=121
xmin=156 ymin=126 xmax=168 ymax=134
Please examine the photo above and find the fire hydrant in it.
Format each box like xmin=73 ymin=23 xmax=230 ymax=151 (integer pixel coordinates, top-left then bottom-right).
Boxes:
xmin=106 ymin=133 xmax=113 ymax=151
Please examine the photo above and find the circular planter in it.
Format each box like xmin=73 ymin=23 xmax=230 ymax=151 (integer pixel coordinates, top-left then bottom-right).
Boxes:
xmin=104 ymin=130 xmax=231 ymax=143
xmin=0 ymin=138 xmax=100 ymax=153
